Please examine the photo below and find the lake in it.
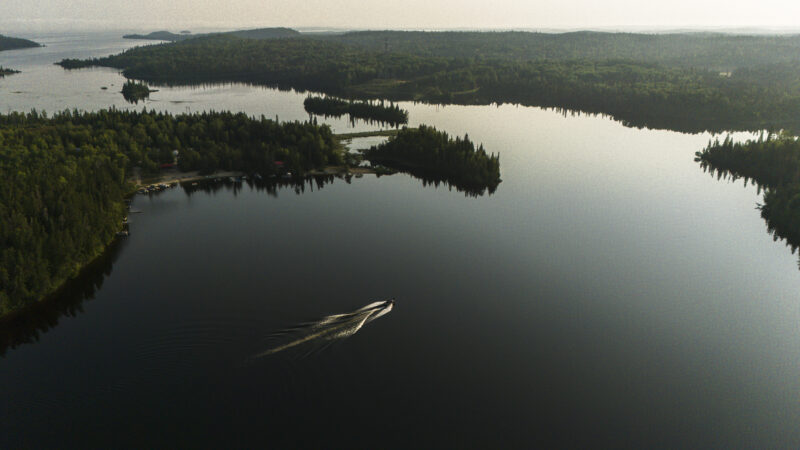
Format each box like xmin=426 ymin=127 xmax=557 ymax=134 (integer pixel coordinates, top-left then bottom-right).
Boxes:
xmin=2 ymin=32 xmax=799 ymax=448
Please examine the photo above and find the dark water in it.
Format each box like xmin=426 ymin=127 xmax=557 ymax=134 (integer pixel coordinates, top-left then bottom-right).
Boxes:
xmin=2 ymin=32 xmax=800 ymax=448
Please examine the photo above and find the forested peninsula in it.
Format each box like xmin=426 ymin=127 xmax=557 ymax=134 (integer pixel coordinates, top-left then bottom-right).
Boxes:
xmin=0 ymin=109 xmax=344 ymax=317
xmin=696 ymin=134 xmax=800 ymax=256
xmin=0 ymin=35 xmax=41 ymax=51
xmin=0 ymin=109 xmax=499 ymax=317
xmin=57 ymin=31 xmax=800 ymax=132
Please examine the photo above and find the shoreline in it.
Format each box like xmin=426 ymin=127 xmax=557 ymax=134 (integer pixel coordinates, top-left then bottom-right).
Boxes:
xmin=135 ymin=166 xmax=381 ymax=189
xmin=1 ymin=163 xmax=388 ymax=320
xmin=0 ymin=230 xmax=123 ymax=321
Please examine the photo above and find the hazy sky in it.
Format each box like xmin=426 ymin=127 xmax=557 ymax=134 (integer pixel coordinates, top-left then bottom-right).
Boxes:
xmin=3 ymin=0 xmax=800 ymax=33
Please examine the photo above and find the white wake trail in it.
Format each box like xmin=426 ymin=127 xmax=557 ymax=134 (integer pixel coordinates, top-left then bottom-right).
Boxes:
xmin=252 ymin=299 xmax=394 ymax=358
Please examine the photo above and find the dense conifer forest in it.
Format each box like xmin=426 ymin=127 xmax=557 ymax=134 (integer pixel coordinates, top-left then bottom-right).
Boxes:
xmin=697 ymin=134 xmax=800 ymax=255
xmin=304 ymin=96 xmax=408 ymax=125
xmin=57 ymin=31 xmax=800 ymax=132
xmin=0 ymin=109 xmax=343 ymax=316
xmin=327 ymin=31 xmax=800 ymax=70
xmin=365 ymin=125 xmax=501 ymax=195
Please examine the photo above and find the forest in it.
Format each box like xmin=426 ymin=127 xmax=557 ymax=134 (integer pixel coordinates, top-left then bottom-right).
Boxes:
xmin=325 ymin=31 xmax=800 ymax=71
xmin=364 ymin=125 xmax=501 ymax=196
xmin=58 ymin=32 xmax=800 ymax=132
xmin=0 ymin=34 xmax=41 ymax=51
xmin=304 ymin=96 xmax=408 ymax=126
xmin=696 ymin=133 xmax=800 ymax=255
xmin=121 ymin=80 xmax=152 ymax=103
xmin=0 ymin=109 xmax=343 ymax=317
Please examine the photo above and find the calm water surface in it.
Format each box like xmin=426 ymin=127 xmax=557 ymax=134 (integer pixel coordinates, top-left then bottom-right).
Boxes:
xmin=1 ymin=32 xmax=799 ymax=448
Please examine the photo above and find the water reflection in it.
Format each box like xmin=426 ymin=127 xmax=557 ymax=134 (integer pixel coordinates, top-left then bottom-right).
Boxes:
xmin=180 ymin=174 xmax=339 ymax=197
xmin=373 ymin=165 xmax=500 ymax=198
xmin=0 ymin=167 xmax=492 ymax=357
xmin=178 ymin=170 xmax=499 ymax=197
xmin=309 ymin=112 xmax=404 ymax=129
xmin=698 ymin=162 xmax=800 ymax=266
xmin=0 ymin=239 xmax=125 ymax=357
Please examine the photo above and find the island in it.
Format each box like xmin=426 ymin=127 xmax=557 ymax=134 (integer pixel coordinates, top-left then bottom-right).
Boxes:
xmin=123 ymin=30 xmax=188 ymax=41
xmin=123 ymin=27 xmax=300 ymax=42
xmin=121 ymin=80 xmax=153 ymax=103
xmin=0 ymin=34 xmax=42 ymax=51
xmin=696 ymin=133 xmax=800 ymax=254
xmin=0 ymin=66 xmax=20 ymax=77
xmin=364 ymin=125 xmax=501 ymax=195
xmin=56 ymin=30 xmax=800 ymax=132
xmin=304 ymin=96 xmax=408 ymax=126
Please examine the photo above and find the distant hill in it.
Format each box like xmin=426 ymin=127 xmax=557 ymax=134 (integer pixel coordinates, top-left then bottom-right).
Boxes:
xmin=324 ymin=30 xmax=800 ymax=71
xmin=123 ymin=31 xmax=186 ymax=41
xmin=123 ymin=28 xmax=301 ymax=42
xmin=0 ymin=35 xmax=42 ymax=51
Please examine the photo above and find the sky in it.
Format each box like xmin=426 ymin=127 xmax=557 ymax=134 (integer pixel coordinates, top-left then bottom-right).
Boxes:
xmin=3 ymin=0 xmax=800 ymax=34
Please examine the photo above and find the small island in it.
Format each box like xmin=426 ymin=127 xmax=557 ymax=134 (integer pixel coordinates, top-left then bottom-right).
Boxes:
xmin=123 ymin=30 xmax=189 ymax=41
xmin=0 ymin=34 xmax=42 ymax=51
xmin=364 ymin=125 xmax=501 ymax=195
xmin=121 ymin=80 xmax=153 ymax=103
xmin=0 ymin=66 xmax=20 ymax=77
xmin=304 ymin=96 xmax=408 ymax=126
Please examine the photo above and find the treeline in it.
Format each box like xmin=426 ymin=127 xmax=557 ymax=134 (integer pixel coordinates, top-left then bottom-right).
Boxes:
xmin=121 ymin=80 xmax=152 ymax=103
xmin=696 ymin=133 xmax=800 ymax=188
xmin=0 ymin=109 xmax=343 ymax=176
xmin=364 ymin=125 xmax=500 ymax=196
xmin=696 ymin=133 xmax=800 ymax=255
xmin=326 ymin=31 xmax=800 ymax=72
xmin=57 ymin=34 xmax=800 ymax=132
xmin=0 ymin=66 xmax=20 ymax=77
xmin=0 ymin=35 xmax=41 ymax=51
xmin=0 ymin=109 xmax=343 ymax=316
xmin=304 ymin=96 xmax=408 ymax=126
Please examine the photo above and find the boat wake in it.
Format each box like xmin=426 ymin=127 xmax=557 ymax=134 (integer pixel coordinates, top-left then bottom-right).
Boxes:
xmin=251 ymin=299 xmax=394 ymax=358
